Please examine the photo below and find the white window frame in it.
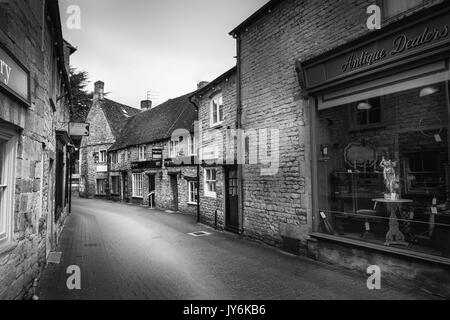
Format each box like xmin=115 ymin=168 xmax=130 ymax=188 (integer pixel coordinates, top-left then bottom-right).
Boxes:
xmin=188 ymin=181 xmax=198 ymax=205
xmin=99 ymin=150 xmax=107 ymax=163
xmin=0 ymin=127 xmax=17 ymax=245
xmin=132 ymin=173 xmax=144 ymax=198
xmin=138 ymin=145 xmax=146 ymax=161
xmin=210 ymin=94 xmax=224 ymax=127
xmin=187 ymin=134 xmax=197 ymax=156
xmin=204 ymin=168 xmax=217 ymax=198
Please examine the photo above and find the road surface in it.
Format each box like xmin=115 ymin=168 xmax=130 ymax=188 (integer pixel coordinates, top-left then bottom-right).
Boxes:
xmin=37 ymin=196 xmax=433 ymax=300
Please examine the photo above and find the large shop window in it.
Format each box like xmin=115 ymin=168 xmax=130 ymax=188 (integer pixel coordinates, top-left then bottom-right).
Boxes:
xmin=0 ymin=128 xmax=16 ymax=244
xmin=315 ymin=81 xmax=450 ymax=259
xmin=132 ymin=173 xmax=144 ymax=198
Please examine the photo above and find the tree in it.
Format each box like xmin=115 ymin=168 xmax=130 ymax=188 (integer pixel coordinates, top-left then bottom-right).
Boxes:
xmin=69 ymin=67 xmax=92 ymax=123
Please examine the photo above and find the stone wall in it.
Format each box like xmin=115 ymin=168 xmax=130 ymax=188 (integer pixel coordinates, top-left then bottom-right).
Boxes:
xmin=0 ymin=0 xmax=71 ymax=300
xmin=235 ymin=0 xmax=444 ymax=248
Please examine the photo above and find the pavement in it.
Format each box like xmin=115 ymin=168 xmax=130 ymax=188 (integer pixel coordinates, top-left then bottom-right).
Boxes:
xmin=37 ymin=196 xmax=435 ymax=300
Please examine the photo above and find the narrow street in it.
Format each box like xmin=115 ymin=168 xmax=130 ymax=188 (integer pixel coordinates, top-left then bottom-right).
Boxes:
xmin=37 ymin=197 xmax=433 ymax=300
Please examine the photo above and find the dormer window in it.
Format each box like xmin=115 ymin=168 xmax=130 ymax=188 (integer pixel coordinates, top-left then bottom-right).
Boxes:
xmin=210 ymin=94 xmax=224 ymax=127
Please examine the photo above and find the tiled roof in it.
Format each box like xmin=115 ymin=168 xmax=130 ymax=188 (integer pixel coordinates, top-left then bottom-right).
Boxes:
xmin=109 ymin=92 xmax=197 ymax=152
xmin=100 ymin=99 xmax=141 ymax=138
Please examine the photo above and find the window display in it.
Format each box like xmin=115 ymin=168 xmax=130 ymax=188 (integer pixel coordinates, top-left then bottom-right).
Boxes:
xmin=316 ymin=81 xmax=450 ymax=258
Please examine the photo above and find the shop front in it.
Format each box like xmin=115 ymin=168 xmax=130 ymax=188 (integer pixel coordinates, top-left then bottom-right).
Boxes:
xmin=298 ymin=4 xmax=450 ymax=297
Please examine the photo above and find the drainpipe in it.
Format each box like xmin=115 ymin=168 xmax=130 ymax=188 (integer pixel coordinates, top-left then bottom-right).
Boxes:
xmin=197 ymin=163 xmax=200 ymax=223
xmin=235 ymin=33 xmax=244 ymax=236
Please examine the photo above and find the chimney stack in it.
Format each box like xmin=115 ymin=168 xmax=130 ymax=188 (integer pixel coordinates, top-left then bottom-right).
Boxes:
xmin=197 ymin=81 xmax=209 ymax=90
xmin=94 ymin=81 xmax=105 ymax=100
xmin=141 ymin=100 xmax=152 ymax=111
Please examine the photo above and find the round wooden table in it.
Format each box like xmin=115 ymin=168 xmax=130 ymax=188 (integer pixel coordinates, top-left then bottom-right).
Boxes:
xmin=373 ymin=198 xmax=413 ymax=246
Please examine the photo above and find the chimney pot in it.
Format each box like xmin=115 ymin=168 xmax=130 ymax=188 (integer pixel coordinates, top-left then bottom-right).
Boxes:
xmin=197 ymin=81 xmax=209 ymax=90
xmin=94 ymin=81 xmax=105 ymax=100
xmin=141 ymin=100 xmax=152 ymax=111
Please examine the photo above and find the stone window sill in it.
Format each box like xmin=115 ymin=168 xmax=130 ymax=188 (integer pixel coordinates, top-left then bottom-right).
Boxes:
xmin=187 ymin=202 xmax=198 ymax=206
xmin=310 ymin=232 xmax=450 ymax=267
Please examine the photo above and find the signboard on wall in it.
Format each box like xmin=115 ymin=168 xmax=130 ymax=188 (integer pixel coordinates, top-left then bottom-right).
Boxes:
xmin=0 ymin=45 xmax=30 ymax=103
xmin=300 ymin=8 xmax=450 ymax=92
xmin=69 ymin=123 xmax=90 ymax=137
xmin=152 ymin=148 xmax=163 ymax=160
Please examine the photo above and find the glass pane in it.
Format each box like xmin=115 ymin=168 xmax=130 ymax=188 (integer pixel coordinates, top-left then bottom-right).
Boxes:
xmin=0 ymin=140 xmax=4 ymax=184
xmin=213 ymin=102 xmax=218 ymax=123
xmin=316 ymin=81 xmax=450 ymax=258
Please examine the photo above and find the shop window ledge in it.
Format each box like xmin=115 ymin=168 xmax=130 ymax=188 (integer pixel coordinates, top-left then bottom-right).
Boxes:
xmin=310 ymin=232 xmax=450 ymax=267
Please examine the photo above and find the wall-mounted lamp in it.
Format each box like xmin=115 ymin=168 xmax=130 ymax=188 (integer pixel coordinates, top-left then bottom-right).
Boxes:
xmin=357 ymin=102 xmax=372 ymax=110
xmin=420 ymin=86 xmax=439 ymax=97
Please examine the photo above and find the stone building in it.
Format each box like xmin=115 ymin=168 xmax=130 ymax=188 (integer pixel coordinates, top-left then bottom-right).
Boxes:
xmin=79 ymin=81 xmax=140 ymax=198
xmin=228 ymin=0 xmax=450 ymax=297
xmin=109 ymin=93 xmax=198 ymax=215
xmin=0 ymin=0 xmax=74 ymax=299
xmin=190 ymin=68 xmax=239 ymax=231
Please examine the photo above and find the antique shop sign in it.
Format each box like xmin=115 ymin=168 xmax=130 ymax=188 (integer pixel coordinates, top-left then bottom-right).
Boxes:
xmin=301 ymin=9 xmax=450 ymax=91
xmin=0 ymin=45 xmax=29 ymax=102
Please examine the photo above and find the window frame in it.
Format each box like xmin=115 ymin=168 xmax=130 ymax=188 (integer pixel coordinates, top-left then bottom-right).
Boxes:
xmin=132 ymin=173 xmax=144 ymax=198
xmin=111 ymin=176 xmax=120 ymax=195
xmin=96 ymin=179 xmax=107 ymax=195
xmin=210 ymin=93 xmax=224 ymax=127
xmin=379 ymin=0 xmax=428 ymax=21
xmin=111 ymin=152 xmax=118 ymax=164
xmin=99 ymin=150 xmax=107 ymax=163
xmin=0 ymin=127 xmax=17 ymax=245
xmin=348 ymin=97 xmax=385 ymax=132
xmin=204 ymin=168 xmax=217 ymax=198
xmin=187 ymin=134 xmax=197 ymax=156
xmin=138 ymin=145 xmax=146 ymax=161
xmin=188 ymin=181 xmax=198 ymax=205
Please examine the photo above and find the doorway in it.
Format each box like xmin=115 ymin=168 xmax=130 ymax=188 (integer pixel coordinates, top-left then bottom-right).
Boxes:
xmin=225 ymin=166 xmax=239 ymax=233
xmin=148 ymin=174 xmax=156 ymax=208
xmin=46 ymin=158 xmax=54 ymax=257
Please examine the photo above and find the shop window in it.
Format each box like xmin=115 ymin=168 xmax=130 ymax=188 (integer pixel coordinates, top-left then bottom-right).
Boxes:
xmin=350 ymin=97 xmax=383 ymax=130
xmin=188 ymin=181 xmax=198 ymax=204
xmin=315 ymin=81 xmax=450 ymax=259
xmin=381 ymin=0 xmax=426 ymax=20
xmin=138 ymin=146 xmax=146 ymax=161
xmin=210 ymin=94 xmax=224 ymax=127
xmin=96 ymin=179 xmax=107 ymax=195
xmin=111 ymin=176 xmax=120 ymax=195
xmin=205 ymin=169 xmax=217 ymax=198
xmin=132 ymin=173 xmax=144 ymax=198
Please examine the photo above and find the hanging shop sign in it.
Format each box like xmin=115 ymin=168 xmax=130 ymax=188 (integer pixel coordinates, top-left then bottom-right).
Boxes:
xmin=0 ymin=44 xmax=30 ymax=103
xmin=299 ymin=7 xmax=450 ymax=93
xmin=69 ymin=122 xmax=90 ymax=137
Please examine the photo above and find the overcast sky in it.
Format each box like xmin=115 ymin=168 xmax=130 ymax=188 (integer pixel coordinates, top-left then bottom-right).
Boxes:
xmin=60 ymin=0 xmax=267 ymax=108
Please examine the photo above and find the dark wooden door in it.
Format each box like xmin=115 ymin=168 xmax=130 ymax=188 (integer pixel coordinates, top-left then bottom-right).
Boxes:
xmin=170 ymin=175 xmax=178 ymax=211
xmin=148 ymin=174 xmax=156 ymax=208
xmin=225 ymin=167 xmax=239 ymax=233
